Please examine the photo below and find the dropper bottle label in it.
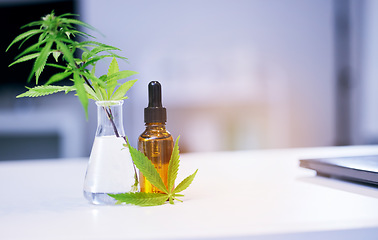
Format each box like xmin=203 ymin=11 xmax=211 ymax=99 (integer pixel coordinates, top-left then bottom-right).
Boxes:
xmin=138 ymin=81 xmax=173 ymax=193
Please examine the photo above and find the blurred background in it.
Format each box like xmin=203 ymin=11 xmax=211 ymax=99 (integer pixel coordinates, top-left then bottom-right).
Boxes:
xmin=0 ymin=0 xmax=377 ymax=160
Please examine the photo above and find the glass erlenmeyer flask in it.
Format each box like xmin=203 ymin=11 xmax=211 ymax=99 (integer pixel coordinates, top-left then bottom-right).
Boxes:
xmin=83 ymin=100 xmax=135 ymax=205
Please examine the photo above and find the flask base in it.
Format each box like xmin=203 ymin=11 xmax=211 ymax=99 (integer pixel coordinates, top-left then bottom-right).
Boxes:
xmin=84 ymin=191 xmax=119 ymax=205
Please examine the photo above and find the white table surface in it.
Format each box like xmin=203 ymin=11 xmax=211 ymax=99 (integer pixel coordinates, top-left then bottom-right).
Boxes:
xmin=1 ymin=145 xmax=378 ymax=240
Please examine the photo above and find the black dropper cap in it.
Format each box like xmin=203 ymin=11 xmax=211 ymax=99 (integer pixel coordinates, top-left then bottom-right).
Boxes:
xmin=144 ymin=81 xmax=167 ymax=123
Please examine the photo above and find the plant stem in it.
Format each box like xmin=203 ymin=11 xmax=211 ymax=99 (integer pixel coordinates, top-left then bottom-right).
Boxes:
xmin=103 ymin=106 xmax=138 ymax=185
xmin=102 ymin=106 xmax=120 ymax=137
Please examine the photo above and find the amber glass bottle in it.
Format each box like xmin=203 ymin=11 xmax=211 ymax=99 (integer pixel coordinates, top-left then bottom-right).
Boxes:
xmin=138 ymin=81 xmax=173 ymax=193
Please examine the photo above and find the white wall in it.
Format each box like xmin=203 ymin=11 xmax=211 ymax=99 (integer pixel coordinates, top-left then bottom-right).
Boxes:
xmin=79 ymin=0 xmax=336 ymax=151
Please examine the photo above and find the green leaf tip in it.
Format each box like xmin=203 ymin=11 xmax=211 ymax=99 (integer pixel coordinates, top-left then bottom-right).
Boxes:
xmin=168 ymin=135 xmax=180 ymax=192
xmin=108 ymin=57 xmax=119 ymax=76
xmin=173 ymin=169 xmax=198 ymax=194
xmin=8 ymin=53 xmax=40 ymax=67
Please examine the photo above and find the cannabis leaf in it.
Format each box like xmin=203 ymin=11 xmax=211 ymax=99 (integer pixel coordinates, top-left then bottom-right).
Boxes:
xmin=108 ymin=192 xmax=168 ymax=206
xmin=16 ymin=85 xmax=74 ymax=98
xmin=110 ymin=136 xmax=198 ymax=206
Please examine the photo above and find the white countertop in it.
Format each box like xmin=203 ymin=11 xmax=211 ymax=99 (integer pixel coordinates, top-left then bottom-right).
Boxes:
xmin=1 ymin=145 xmax=378 ymax=240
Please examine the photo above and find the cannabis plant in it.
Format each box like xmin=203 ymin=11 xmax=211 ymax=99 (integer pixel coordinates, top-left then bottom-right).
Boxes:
xmin=6 ymin=11 xmax=137 ymax=118
xmin=7 ymin=11 xmax=139 ymax=191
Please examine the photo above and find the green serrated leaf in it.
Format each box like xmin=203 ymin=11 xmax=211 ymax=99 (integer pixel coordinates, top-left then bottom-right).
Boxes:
xmin=45 ymin=71 xmax=72 ymax=85
xmin=108 ymin=57 xmax=119 ymax=76
xmin=92 ymin=83 xmax=104 ymax=101
xmin=108 ymin=192 xmax=167 ymax=206
xmin=16 ymin=85 xmax=74 ymax=98
xmin=82 ymin=55 xmax=114 ymax=68
xmin=46 ymin=63 xmax=70 ymax=71
xmin=110 ymin=79 xmax=137 ymax=100
xmin=60 ymin=18 xmax=100 ymax=35
xmin=107 ymin=57 xmax=119 ymax=98
xmin=93 ymin=75 xmax=109 ymax=100
xmin=81 ymin=41 xmax=120 ymax=50
xmin=38 ymin=32 xmax=47 ymax=43
xmin=55 ymin=37 xmax=77 ymax=46
xmin=91 ymin=46 xmax=119 ymax=55
xmin=56 ymin=40 xmax=75 ymax=66
xmin=18 ymin=33 xmax=40 ymax=51
xmin=31 ymin=40 xmax=53 ymax=83
xmin=92 ymin=81 xmax=107 ymax=101
xmin=58 ymin=12 xmax=79 ymax=18
xmin=8 ymin=53 xmax=40 ymax=67
xmin=73 ymin=72 xmax=89 ymax=119
xmin=167 ymin=136 xmax=180 ymax=192
xmin=21 ymin=20 xmax=43 ymax=29
xmin=66 ymin=29 xmax=95 ymax=39
xmin=6 ymin=29 xmax=44 ymax=52
xmin=81 ymin=71 xmax=105 ymax=88
xmin=84 ymin=84 xmax=100 ymax=101
xmin=107 ymin=70 xmax=138 ymax=83
xmin=173 ymin=169 xmax=198 ymax=194
xmin=99 ymin=75 xmax=107 ymax=82
xmin=126 ymin=139 xmax=168 ymax=194
xmin=15 ymin=39 xmax=47 ymax=60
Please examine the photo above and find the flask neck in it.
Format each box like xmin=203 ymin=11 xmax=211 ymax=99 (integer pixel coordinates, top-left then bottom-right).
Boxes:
xmin=96 ymin=100 xmax=125 ymax=137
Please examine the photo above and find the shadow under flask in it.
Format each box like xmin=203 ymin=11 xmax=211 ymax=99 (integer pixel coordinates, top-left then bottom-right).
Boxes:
xmin=83 ymin=100 xmax=135 ymax=204
xmin=138 ymin=81 xmax=173 ymax=193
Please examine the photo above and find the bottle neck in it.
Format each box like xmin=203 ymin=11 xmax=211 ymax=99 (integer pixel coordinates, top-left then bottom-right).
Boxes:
xmin=141 ymin=122 xmax=171 ymax=139
xmin=96 ymin=100 xmax=125 ymax=137
xmin=145 ymin=122 xmax=166 ymax=129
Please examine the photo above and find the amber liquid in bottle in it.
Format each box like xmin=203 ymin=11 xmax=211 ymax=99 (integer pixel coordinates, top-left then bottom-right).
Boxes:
xmin=138 ymin=123 xmax=173 ymax=193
